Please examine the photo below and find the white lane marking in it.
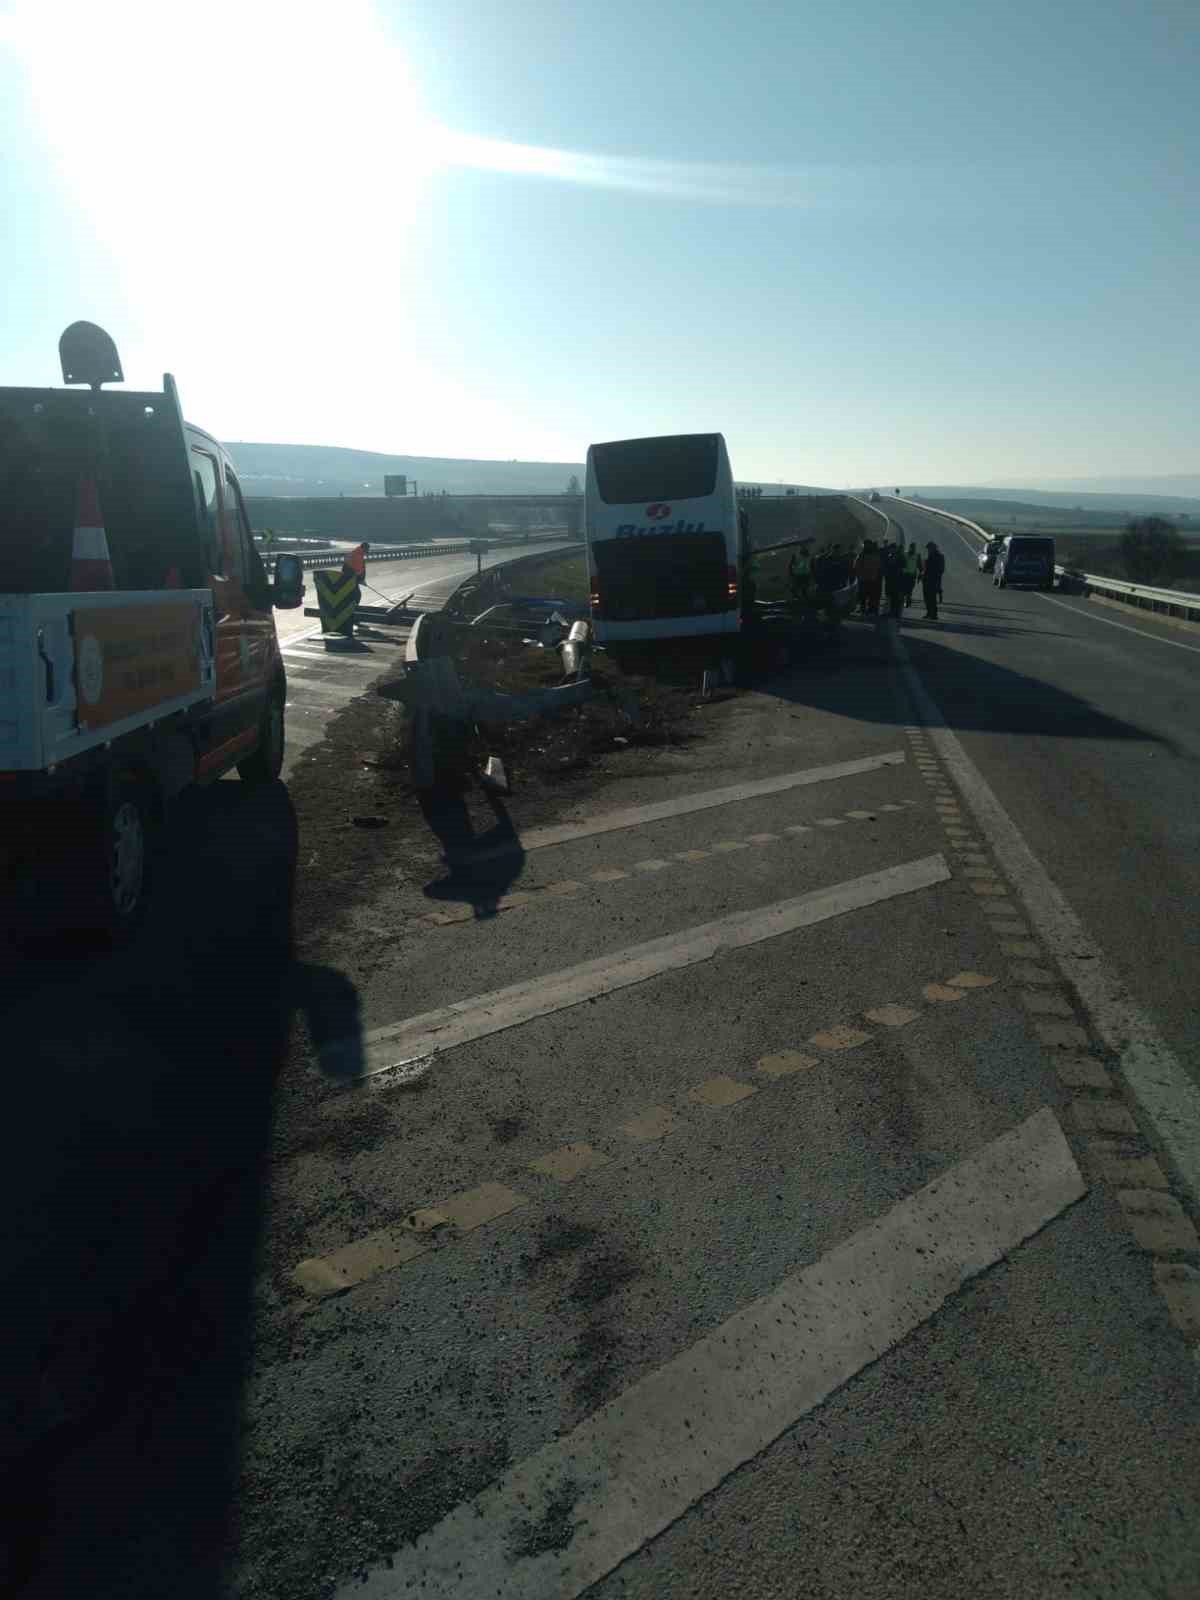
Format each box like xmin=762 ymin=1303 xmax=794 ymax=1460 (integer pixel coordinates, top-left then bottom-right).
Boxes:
xmin=470 ymin=752 xmax=908 ymax=860
xmin=361 ymin=854 xmax=949 ymax=1077
xmin=892 ymin=631 xmax=1200 ymax=1206
xmin=348 ymin=1108 xmax=1083 ymax=1600
xmin=1035 ymin=591 xmax=1200 ymax=657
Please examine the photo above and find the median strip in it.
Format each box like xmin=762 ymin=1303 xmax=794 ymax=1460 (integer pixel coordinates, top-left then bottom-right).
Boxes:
xmin=466 ymin=750 xmax=908 ymax=860
xmin=346 ymin=1110 xmax=1083 ymax=1600
xmin=368 ymin=855 xmax=951 ymax=1076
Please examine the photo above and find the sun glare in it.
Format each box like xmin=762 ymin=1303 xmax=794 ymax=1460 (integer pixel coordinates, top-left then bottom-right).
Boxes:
xmin=6 ymin=1 xmax=437 ymax=387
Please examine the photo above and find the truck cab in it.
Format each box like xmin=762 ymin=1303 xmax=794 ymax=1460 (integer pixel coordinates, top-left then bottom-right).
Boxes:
xmin=1 ymin=321 xmax=304 ymax=938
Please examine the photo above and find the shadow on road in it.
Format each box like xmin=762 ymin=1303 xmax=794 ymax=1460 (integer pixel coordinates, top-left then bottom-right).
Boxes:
xmin=0 ymin=777 xmax=361 ymax=1598
xmin=420 ymin=787 xmax=527 ymax=917
xmin=752 ymin=611 xmax=1177 ymax=751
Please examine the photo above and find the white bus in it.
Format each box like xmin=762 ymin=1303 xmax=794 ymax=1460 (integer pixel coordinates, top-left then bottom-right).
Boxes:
xmin=584 ymin=432 xmax=745 ymax=642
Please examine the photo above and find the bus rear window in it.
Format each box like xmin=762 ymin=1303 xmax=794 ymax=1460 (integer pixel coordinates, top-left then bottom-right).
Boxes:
xmin=591 ymin=435 xmax=719 ymax=505
xmin=591 ymin=531 xmax=731 ymax=619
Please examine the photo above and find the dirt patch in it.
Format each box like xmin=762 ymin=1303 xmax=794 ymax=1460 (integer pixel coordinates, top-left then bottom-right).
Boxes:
xmin=507 ymin=1475 xmax=583 ymax=1562
xmin=521 ymin=1214 xmax=600 ymax=1273
xmin=568 ymin=1249 xmax=641 ymax=1308
xmin=235 ymin=1436 xmax=511 ymax=1600
xmin=568 ymin=1322 xmax=625 ymax=1411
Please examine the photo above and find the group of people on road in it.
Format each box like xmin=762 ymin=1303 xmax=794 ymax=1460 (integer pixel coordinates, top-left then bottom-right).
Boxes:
xmin=853 ymin=537 xmax=945 ymax=621
xmin=787 ymin=540 xmax=853 ymax=602
xmin=778 ymin=531 xmax=945 ymax=622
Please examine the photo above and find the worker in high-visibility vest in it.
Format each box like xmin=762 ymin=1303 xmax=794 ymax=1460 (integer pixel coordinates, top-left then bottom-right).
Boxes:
xmin=788 ymin=545 xmax=812 ymax=603
xmin=343 ymin=542 xmax=369 ymax=581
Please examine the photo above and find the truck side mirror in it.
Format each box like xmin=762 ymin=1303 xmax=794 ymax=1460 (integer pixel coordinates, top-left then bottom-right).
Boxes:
xmin=273 ymin=553 xmax=304 ymax=610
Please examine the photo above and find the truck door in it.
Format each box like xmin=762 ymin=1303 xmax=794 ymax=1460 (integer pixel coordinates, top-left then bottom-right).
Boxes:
xmin=190 ymin=445 xmax=267 ymax=774
xmin=220 ymin=462 xmax=275 ymax=697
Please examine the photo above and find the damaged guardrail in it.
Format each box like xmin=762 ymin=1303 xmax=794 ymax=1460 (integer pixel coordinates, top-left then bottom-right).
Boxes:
xmin=384 ymin=610 xmax=594 ymax=788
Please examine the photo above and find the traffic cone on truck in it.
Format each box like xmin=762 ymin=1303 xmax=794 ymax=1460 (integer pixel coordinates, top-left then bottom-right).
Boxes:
xmin=69 ymin=476 xmax=114 ymax=590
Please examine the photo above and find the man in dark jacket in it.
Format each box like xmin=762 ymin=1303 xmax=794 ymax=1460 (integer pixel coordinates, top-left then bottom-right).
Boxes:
xmin=923 ymin=542 xmax=946 ymax=619
xmin=882 ymin=541 xmax=905 ymax=619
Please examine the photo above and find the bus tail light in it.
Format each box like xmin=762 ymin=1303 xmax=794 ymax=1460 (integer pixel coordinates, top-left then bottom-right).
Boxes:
xmin=589 ymin=574 xmax=601 ymax=613
xmin=726 ymin=564 xmax=739 ymax=599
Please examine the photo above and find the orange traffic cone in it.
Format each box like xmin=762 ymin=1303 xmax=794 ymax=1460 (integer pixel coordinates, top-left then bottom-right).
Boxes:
xmin=69 ymin=476 xmax=115 ymax=591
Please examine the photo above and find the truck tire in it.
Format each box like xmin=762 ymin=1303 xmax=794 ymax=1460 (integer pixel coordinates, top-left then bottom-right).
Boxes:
xmin=88 ymin=777 xmax=153 ymax=941
xmin=238 ymin=688 xmax=285 ymax=785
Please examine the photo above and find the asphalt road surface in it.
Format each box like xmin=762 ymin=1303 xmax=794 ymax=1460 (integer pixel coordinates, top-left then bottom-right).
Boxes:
xmin=274 ymin=538 xmax=571 ymax=647
xmin=4 ymin=530 xmax=1198 ymax=1599
xmin=275 ymin=539 xmax=573 ymax=775
xmin=882 ymin=497 xmax=1200 ymax=1089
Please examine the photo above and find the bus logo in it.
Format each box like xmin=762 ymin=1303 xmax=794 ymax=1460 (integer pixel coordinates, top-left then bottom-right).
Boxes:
xmin=645 ymin=503 xmax=671 ymax=520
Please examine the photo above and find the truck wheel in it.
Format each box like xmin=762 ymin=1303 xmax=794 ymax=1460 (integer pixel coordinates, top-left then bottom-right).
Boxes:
xmin=238 ymin=689 xmax=285 ymax=785
xmin=88 ymin=778 xmax=153 ymax=941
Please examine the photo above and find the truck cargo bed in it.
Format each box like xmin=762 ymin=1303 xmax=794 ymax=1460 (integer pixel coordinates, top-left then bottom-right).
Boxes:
xmin=0 ymin=589 xmax=215 ymax=774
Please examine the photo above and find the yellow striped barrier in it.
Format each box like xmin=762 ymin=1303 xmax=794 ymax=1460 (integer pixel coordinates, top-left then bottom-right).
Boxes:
xmin=313 ymin=568 xmax=360 ymax=635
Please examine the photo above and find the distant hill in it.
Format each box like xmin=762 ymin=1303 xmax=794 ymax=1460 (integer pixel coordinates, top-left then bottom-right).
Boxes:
xmin=906 ymin=498 xmax=1157 ymax=530
xmin=224 ymin=442 xmax=585 ymax=498
xmin=982 ymin=474 xmax=1200 ymax=499
xmin=882 ymin=484 xmax=1200 ymax=516
xmin=224 ymin=441 xmax=828 ymax=499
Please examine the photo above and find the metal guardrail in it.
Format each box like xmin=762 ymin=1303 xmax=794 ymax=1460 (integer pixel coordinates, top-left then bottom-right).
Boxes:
xmin=890 ymin=499 xmax=1200 ymax=624
xmin=263 ymin=541 xmax=475 ymax=573
xmin=260 ymin=530 xmax=570 ymax=574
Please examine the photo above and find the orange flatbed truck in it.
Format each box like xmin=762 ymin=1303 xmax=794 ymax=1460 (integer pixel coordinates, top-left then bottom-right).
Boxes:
xmin=1 ymin=322 xmax=304 ymax=938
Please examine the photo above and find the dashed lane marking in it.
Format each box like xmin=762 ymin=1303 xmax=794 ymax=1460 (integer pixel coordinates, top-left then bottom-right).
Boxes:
xmin=924 ymin=982 xmax=967 ymax=1004
xmin=865 ymin=1004 xmax=920 ymax=1028
xmin=347 ymin=1111 xmax=1083 ymax=1600
xmin=463 ymin=752 xmax=910 ymax=862
xmin=367 ymin=856 xmax=951 ymax=1076
xmin=892 ymin=624 xmax=1200 ymax=1212
xmin=688 ymin=1075 xmax=758 ymax=1107
xmin=293 ymin=1228 xmax=427 ymax=1299
xmin=810 ymin=1024 xmax=873 ymax=1051
xmin=528 ymin=1143 xmax=611 ymax=1183
xmin=618 ymin=1105 xmax=679 ymax=1142
xmin=419 ymin=804 xmax=933 ymax=928
xmin=295 ymin=967 xmax=1003 ymax=1301
xmin=755 ymin=1050 xmax=819 ymax=1077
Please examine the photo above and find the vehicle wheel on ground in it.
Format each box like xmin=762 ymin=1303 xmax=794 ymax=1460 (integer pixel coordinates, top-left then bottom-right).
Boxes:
xmin=238 ymin=688 xmax=285 ymax=785
xmin=85 ymin=776 xmax=154 ymax=942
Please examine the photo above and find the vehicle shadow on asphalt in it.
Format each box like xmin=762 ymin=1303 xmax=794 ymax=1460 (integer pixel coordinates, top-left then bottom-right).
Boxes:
xmin=0 ymin=777 xmax=356 ymax=1598
xmin=757 ymin=617 xmax=1177 ymax=750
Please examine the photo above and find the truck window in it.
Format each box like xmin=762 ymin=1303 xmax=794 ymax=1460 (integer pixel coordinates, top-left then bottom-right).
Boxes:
xmin=191 ymin=449 xmax=222 ymax=575
xmin=222 ymin=465 xmax=267 ymax=590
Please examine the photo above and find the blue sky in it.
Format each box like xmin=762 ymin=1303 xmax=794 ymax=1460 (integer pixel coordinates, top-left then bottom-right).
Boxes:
xmin=2 ymin=0 xmax=1196 ymax=485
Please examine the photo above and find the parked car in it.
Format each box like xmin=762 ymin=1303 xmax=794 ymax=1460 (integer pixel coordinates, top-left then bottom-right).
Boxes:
xmin=978 ymin=537 xmax=1004 ymax=573
xmin=994 ymin=535 xmax=1056 ymax=590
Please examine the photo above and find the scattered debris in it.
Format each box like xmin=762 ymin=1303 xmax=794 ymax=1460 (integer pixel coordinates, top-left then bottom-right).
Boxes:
xmin=367 ymin=1053 xmax=434 ymax=1092
xmin=481 ymin=755 xmax=511 ymax=795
